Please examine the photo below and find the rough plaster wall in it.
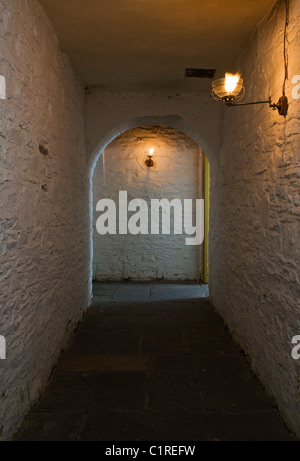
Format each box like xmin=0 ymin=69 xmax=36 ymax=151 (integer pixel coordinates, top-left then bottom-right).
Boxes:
xmin=0 ymin=0 xmax=89 ymax=440
xmin=210 ymin=0 xmax=300 ymax=437
xmin=93 ymin=126 xmax=203 ymax=281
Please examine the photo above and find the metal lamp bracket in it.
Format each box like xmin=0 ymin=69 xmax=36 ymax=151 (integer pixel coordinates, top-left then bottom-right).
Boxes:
xmin=145 ymin=155 xmax=154 ymax=167
xmin=226 ymin=95 xmax=288 ymax=116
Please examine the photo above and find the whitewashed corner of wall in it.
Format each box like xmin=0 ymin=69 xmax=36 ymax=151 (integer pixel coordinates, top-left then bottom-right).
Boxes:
xmin=0 ymin=76 xmax=6 ymax=99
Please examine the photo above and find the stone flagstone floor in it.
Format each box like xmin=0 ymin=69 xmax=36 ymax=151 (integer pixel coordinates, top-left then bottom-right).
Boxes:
xmin=14 ymin=282 xmax=295 ymax=441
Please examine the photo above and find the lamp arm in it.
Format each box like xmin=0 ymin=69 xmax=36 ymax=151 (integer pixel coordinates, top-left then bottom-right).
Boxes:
xmin=226 ymin=97 xmax=272 ymax=107
xmin=226 ymin=95 xmax=288 ymax=116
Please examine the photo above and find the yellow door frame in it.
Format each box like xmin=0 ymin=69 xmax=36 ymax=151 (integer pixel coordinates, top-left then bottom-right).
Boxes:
xmin=203 ymin=155 xmax=210 ymax=284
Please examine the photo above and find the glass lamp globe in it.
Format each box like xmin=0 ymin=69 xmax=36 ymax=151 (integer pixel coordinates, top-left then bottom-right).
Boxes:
xmin=212 ymin=74 xmax=245 ymax=103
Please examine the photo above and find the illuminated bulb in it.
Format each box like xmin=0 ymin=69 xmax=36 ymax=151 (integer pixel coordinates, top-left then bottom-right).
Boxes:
xmin=225 ymin=73 xmax=240 ymax=94
xmin=145 ymin=148 xmax=155 ymax=167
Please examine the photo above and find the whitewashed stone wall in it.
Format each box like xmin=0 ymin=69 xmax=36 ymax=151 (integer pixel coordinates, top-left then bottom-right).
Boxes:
xmin=93 ymin=126 xmax=203 ymax=281
xmin=210 ymin=0 xmax=300 ymax=437
xmin=0 ymin=0 xmax=89 ymax=440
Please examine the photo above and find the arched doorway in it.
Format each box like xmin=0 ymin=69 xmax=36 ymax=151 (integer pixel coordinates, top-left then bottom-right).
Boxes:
xmin=90 ymin=124 xmax=210 ymax=286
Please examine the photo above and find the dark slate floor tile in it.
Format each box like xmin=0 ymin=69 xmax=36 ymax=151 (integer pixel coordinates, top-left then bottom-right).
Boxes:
xmin=36 ymin=372 xmax=147 ymax=412
xmin=14 ymin=412 xmax=85 ymax=441
xmin=14 ymin=283 xmax=296 ymax=441
xmin=145 ymin=371 xmax=203 ymax=412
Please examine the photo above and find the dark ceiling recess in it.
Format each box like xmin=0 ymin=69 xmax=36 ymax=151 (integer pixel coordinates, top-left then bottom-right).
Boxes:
xmin=185 ymin=68 xmax=216 ymax=79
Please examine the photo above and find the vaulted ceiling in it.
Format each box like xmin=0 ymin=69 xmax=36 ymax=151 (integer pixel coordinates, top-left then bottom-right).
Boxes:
xmin=38 ymin=0 xmax=275 ymax=92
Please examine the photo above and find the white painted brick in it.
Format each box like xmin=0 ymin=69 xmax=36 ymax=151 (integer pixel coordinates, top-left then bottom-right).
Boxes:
xmin=210 ymin=0 xmax=300 ymax=438
xmin=0 ymin=0 xmax=89 ymax=440
xmin=93 ymin=126 xmax=203 ymax=281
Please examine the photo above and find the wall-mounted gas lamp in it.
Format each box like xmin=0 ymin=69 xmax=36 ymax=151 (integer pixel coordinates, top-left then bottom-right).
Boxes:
xmin=212 ymin=73 xmax=288 ymax=116
xmin=145 ymin=148 xmax=155 ymax=167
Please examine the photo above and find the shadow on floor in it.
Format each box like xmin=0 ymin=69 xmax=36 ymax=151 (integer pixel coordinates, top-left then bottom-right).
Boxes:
xmin=14 ymin=283 xmax=295 ymax=441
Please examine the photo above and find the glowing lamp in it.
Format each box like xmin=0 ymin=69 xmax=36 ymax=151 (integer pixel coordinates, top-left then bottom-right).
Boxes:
xmin=145 ymin=148 xmax=154 ymax=168
xmin=212 ymin=72 xmax=288 ymax=116
xmin=212 ymin=73 xmax=245 ymax=103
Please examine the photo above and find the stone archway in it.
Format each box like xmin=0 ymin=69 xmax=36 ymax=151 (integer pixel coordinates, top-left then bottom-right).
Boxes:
xmin=88 ymin=115 xmax=215 ymax=295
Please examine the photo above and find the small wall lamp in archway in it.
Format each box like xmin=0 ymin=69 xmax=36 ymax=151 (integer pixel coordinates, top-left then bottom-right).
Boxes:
xmin=145 ymin=148 xmax=155 ymax=168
